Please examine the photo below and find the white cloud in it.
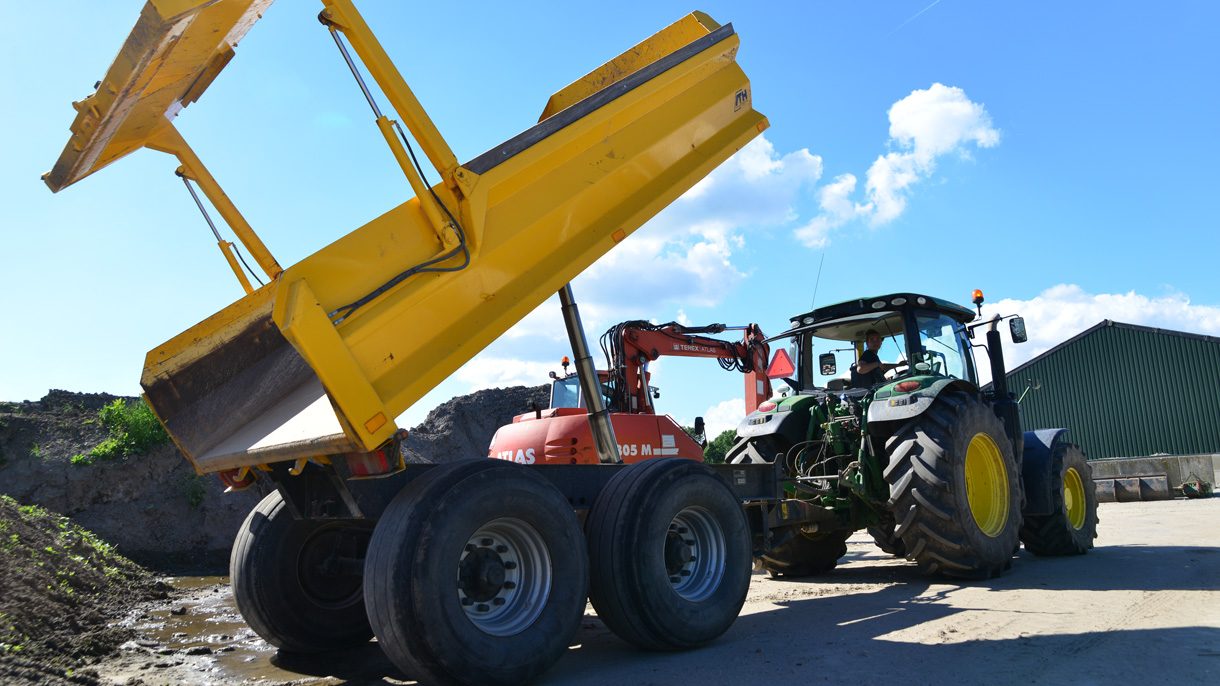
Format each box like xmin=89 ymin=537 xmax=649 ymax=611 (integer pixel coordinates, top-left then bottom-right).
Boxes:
xmin=702 ymin=398 xmax=749 ymax=439
xmin=806 ymin=83 xmax=999 ymax=237
xmin=887 ymin=82 xmax=1000 ymax=164
xmin=974 ymin=284 xmax=1220 ymax=385
xmin=795 ymin=173 xmax=864 ymax=247
xmin=453 ymin=357 xmax=559 ymax=391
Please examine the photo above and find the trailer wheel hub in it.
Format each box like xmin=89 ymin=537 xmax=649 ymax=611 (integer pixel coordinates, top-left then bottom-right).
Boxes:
xmin=666 ymin=506 xmax=726 ymax=602
xmin=458 ymin=548 xmax=506 ymax=602
xmin=456 ymin=517 xmax=552 ymax=637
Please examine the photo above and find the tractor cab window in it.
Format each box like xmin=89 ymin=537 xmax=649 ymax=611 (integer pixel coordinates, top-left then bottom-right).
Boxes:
xmin=914 ymin=313 xmax=972 ymax=382
xmin=803 ymin=313 xmax=907 ymax=389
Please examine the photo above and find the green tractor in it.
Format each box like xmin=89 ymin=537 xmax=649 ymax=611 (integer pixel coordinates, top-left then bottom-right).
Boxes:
xmin=727 ymin=291 xmax=1099 ymax=579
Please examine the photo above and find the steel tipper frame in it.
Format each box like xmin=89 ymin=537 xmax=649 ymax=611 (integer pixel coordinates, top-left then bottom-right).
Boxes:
xmin=46 ymin=1 xmax=778 ymax=683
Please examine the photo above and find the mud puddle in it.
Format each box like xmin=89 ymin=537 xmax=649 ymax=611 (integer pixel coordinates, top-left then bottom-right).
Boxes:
xmin=95 ymin=576 xmax=406 ymax=685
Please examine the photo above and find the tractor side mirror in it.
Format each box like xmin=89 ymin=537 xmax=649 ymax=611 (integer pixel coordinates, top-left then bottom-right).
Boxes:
xmin=819 ymin=352 xmax=837 ymax=376
xmin=693 ymin=416 xmax=707 ymax=447
xmin=1009 ymin=316 xmax=1028 ymax=343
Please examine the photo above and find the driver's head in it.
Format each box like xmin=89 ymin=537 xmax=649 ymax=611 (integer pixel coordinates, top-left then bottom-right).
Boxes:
xmin=865 ymin=329 xmax=882 ymax=350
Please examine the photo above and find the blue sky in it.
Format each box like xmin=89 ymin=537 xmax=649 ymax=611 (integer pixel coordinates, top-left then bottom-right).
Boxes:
xmin=2 ymin=1 xmax=1218 ymax=438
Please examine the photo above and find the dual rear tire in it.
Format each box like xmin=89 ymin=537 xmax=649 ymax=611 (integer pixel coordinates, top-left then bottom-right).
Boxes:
xmin=232 ymin=459 xmax=751 ymax=685
xmin=230 ymin=491 xmax=373 ymax=652
xmin=586 ymin=458 xmax=752 ymax=650
xmin=1020 ymin=443 xmax=1099 ymax=555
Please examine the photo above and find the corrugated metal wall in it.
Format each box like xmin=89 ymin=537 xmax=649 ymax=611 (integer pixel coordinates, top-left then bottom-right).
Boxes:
xmin=1004 ymin=322 xmax=1220 ymax=459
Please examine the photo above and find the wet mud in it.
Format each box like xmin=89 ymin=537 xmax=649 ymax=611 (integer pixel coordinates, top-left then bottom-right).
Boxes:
xmin=95 ymin=576 xmax=407 ymax=686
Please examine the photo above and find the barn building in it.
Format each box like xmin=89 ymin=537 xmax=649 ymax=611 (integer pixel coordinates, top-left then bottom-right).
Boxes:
xmin=991 ymin=320 xmax=1220 ymax=498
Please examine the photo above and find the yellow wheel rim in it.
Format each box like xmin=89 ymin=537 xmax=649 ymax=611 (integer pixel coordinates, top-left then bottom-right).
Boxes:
xmin=1064 ymin=467 xmax=1086 ymax=530
xmin=964 ymin=433 xmax=1010 ymax=538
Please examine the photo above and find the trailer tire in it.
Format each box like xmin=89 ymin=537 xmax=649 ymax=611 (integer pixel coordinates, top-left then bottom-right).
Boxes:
xmin=761 ymin=527 xmax=850 ymax=577
xmin=364 ymin=460 xmax=586 ymax=686
xmin=587 ymin=458 xmax=750 ymax=651
xmin=867 ymin=517 xmax=907 ymax=557
xmin=884 ymin=392 xmax=1022 ymax=579
xmin=1020 ymin=444 xmax=1099 ymax=555
xmin=230 ymin=490 xmax=373 ymax=652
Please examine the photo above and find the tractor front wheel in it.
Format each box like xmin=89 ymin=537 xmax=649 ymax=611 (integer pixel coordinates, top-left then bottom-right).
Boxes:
xmin=761 ymin=527 xmax=850 ymax=577
xmin=867 ymin=516 xmax=907 ymax=558
xmin=883 ymin=392 xmax=1022 ymax=579
xmin=1020 ymin=443 xmax=1099 ymax=555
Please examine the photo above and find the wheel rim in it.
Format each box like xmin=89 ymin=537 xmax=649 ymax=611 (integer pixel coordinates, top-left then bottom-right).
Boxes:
xmin=296 ymin=525 xmax=369 ymax=609
xmin=1064 ymin=467 xmax=1086 ymax=530
xmin=964 ymin=432 xmax=1010 ymax=538
xmin=665 ymin=506 xmax=726 ymax=602
xmin=457 ymin=517 xmax=551 ymax=637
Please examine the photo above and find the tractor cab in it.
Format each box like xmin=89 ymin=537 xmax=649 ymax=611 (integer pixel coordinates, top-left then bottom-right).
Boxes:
xmin=773 ymin=293 xmax=980 ymax=394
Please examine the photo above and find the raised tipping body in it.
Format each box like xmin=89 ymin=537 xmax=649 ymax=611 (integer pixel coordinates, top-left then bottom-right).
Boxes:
xmin=48 ymin=0 xmax=767 ymax=473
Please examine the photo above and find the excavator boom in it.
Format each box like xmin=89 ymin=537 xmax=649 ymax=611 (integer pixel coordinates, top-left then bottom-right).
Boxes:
xmin=602 ymin=321 xmax=771 ymax=415
xmin=48 ymin=1 xmax=767 ymax=474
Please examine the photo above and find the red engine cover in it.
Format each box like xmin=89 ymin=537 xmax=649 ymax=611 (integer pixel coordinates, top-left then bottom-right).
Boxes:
xmin=488 ymin=410 xmax=704 ymax=465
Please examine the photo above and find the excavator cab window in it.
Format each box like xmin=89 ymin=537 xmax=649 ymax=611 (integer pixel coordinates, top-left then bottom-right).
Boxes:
xmin=548 ymin=375 xmax=615 ymax=411
xmin=550 ymin=376 xmax=583 ymax=409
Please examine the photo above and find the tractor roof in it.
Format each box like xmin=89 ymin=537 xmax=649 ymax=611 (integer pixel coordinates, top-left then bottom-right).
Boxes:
xmin=773 ymin=293 xmax=976 ymax=342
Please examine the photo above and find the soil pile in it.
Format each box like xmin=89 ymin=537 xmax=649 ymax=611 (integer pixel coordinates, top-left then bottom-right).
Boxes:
xmin=402 ymin=385 xmax=551 ymax=462
xmin=0 ymin=386 xmax=548 ymax=571
xmin=0 ymin=495 xmax=164 ymax=686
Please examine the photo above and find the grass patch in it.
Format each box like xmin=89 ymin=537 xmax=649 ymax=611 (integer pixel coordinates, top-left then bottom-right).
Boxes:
xmin=70 ymin=398 xmax=168 ymax=464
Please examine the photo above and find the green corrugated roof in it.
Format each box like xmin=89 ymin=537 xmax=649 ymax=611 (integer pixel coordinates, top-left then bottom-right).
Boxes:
xmin=1001 ymin=320 xmax=1220 ymax=459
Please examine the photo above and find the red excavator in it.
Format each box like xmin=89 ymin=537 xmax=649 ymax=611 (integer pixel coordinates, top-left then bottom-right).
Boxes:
xmin=489 ymin=321 xmax=771 ymax=464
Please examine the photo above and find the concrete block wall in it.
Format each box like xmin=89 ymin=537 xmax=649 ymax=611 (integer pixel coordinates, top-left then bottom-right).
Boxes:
xmin=1089 ymin=453 xmax=1217 ymax=503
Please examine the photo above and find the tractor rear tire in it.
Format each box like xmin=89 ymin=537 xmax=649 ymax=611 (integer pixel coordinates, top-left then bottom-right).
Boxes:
xmin=761 ymin=527 xmax=850 ymax=577
xmin=883 ymin=392 xmax=1022 ymax=579
xmin=587 ymin=458 xmax=751 ymax=651
xmin=1020 ymin=444 xmax=1099 ymax=555
xmin=867 ymin=517 xmax=907 ymax=557
xmin=230 ymin=490 xmax=373 ymax=652
xmin=363 ymin=460 xmax=587 ymax=686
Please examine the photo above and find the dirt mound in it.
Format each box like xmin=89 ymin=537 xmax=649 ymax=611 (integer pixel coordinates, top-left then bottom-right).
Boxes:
xmin=402 ymin=385 xmax=550 ymax=462
xmin=0 ymin=495 xmax=164 ymax=686
xmin=0 ymin=386 xmax=548 ymax=572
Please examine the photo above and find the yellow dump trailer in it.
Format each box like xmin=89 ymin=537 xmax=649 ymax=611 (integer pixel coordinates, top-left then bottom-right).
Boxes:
xmin=49 ymin=0 xmax=765 ymax=476
xmin=49 ymin=2 xmax=768 ymax=683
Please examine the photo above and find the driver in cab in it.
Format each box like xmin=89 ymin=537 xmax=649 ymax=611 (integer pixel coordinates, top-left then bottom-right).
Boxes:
xmin=851 ymin=329 xmax=901 ymax=387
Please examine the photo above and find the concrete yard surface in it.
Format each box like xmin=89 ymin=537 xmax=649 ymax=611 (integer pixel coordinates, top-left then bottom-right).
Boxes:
xmin=543 ymin=498 xmax=1219 ymax=685
xmin=95 ymin=499 xmax=1220 ymax=685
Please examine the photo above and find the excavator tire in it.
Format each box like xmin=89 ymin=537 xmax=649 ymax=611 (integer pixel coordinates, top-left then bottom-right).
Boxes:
xmin=761 ymin=528 xmax=850 ymax=577
xmin=1020 ymin=443 xmax=1099 ymax=555
xmin=230 ymin=490 xmax=373 ymax=652
xmin=867 ymin=518 xmax=907 ymax=557
xmin=587 ymin=458 xmax=751 ymax=651
xmin=363 ymin=460 xmax=586 ymax=686
xmin=884 ymin=391 xmax=1022 ymax=579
